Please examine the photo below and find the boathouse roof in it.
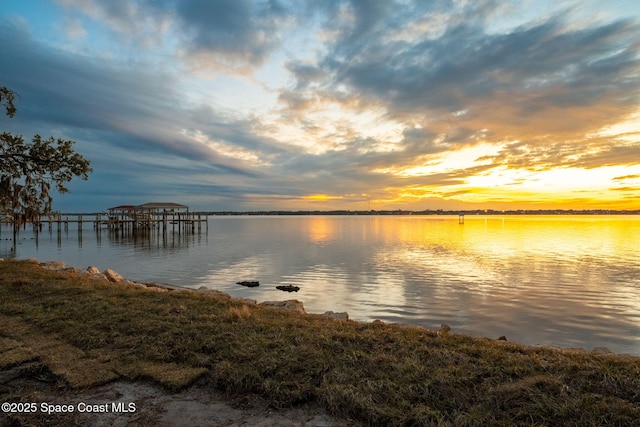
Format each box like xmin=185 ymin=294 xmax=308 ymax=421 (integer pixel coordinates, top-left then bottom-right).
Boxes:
xmin=107 ymin=202 xmax=188 ymax=212
xmin=107 ymin=205 xmax=136 ymax=211
xmin=136 ymin=202 xmax=188 ymax=210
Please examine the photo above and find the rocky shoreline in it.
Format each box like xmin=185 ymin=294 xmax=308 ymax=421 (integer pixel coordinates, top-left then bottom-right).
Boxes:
xmin=0 ymin=258 xmax=358 ymax=426
xmin=10 ymin=258 xmax=351 ymax=322
xmin=3 ymin=258 xmax=625 ymax=355
xmin=3 ymin=257 xmax=638 ymax=426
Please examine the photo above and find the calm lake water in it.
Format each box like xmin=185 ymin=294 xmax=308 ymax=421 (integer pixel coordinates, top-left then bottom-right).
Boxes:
xmin=2 ymin=215 xmax=640 ymax=355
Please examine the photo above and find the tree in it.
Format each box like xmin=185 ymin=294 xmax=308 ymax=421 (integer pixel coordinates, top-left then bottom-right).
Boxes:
xmin=0 ymin=87 xmax=17 ymax=118
xmin=1 ymin=86 xmax=92 ymax=229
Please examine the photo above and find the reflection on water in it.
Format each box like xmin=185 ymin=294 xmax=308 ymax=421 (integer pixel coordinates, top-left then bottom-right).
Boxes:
xmin=2 ymin=215 xmax=640 ymax=355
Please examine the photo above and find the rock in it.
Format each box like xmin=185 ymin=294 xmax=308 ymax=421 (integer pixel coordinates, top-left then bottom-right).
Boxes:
xmin=497 ymin=336 xmax=507 ymax=341
xmin=276 ymin=285 xmax=300 ymax=292
xmin=40 ymin=261 xmax=68 ymax=270
xmin=237 ymin=281 xmax=260 ymax=287
xmin=86 ymin=266 xmax=100 ymax=275
xmin=103 ymin=268 xmax=124 ymax=283
xmin=259 ymin=300 xmax=306 ymax=314
xmin=321 ymin=311 xmax=349 ymax=321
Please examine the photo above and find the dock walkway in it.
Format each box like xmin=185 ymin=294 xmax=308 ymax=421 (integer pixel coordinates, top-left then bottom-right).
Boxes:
xmin=18 ymin=212 xmax=209 ymax=234
xmin=1 ymin=202 xmax=208 ymax=235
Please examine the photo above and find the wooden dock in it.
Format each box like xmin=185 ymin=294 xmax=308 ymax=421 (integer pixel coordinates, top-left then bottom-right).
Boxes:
xmin=1 ymin=203 xmax=208 ymax=236
xmin=20 ymin=212 xmax=209 ymax=234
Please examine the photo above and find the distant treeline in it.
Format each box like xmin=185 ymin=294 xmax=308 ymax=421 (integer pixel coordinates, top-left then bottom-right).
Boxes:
xmin=196 ymin=209 xmax=640 ymax=216
xmin=55 ymin=209 xmax=640 ymax=216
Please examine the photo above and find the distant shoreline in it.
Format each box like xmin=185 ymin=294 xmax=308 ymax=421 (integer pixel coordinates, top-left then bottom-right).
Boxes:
xmin=52 ymin=209 xmax=640 ymax=216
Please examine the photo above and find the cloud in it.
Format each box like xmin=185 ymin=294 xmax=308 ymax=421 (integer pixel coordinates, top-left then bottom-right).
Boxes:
xmin=355 ymin=16 xmax=635 ymax=124
xmin=612 ymin=174 xmax=640 ymax=181
xmin=58 ymin=0 xmax=292 ymax=72
xmin=56 ymin=0 xmax=171 ymax=49
xmin=573 ymin=142 xmax=640 ymax=169
xmin=273 ymin=1 xmax=640 ymax=208
xmin=610 ymin=186 xmax=640 ymax=191
xmin=3 ymin=1 xmax=640 ymax=211
xmin=59 ymin=16 xmax=86 ymax=40
xmin=0 ymin=20 xmax=283 ymax=202
xmin=174 ymin=0 xmax=289 ymax=70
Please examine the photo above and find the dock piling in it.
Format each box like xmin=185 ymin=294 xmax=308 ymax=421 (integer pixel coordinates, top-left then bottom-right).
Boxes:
xmin=0 ymin=204 xmax=208 ymax=238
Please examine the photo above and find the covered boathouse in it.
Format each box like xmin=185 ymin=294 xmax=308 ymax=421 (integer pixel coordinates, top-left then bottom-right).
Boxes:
xmin=106 ymin=202 xmax=205 ymax=233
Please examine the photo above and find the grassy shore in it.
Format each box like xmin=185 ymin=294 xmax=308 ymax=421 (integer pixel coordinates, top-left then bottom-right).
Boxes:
xmin=1 ymin=259 xmax=639 ymax=426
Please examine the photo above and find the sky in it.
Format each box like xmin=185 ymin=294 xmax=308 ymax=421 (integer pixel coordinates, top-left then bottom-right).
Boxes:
xmin=1 ymin=0 xmax=640 ymax=212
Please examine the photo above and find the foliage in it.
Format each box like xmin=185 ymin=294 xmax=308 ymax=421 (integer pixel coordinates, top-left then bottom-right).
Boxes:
xmin=0 ymin=87 xmax=17 ymax=118
xmin=0 ymin=86 xmax=92 ymax=225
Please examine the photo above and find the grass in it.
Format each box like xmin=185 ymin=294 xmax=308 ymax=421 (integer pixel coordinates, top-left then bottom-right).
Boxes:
xmin=1 ymin=259 xmax=640 ymax=426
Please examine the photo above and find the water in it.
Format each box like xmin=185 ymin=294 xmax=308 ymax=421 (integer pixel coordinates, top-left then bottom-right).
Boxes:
xmin=2 ymin=215 xmax=640 ymax=355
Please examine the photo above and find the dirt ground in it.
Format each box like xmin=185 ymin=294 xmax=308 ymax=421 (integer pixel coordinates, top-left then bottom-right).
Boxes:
xmin=0 ymin=364 xmax=356 ymax=427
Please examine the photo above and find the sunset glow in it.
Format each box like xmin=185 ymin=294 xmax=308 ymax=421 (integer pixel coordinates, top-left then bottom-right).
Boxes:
xmin=1 ymin=1 xmax=639 ymax=211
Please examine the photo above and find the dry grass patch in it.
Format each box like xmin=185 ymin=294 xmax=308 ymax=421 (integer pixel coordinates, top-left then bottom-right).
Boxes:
xmin=0 ymin=347 xmax=37 ymax=369
xmin=115 ymin=361 xmax=208 ymax=390
xmin=2 ymin=259 xmax=640 ymax=426
xmin=228 ymin=304 xmax=252 ymax=320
